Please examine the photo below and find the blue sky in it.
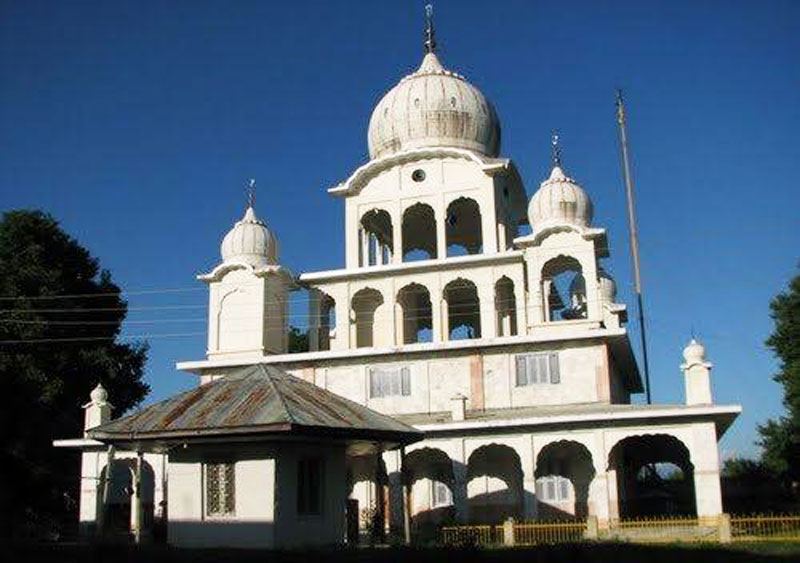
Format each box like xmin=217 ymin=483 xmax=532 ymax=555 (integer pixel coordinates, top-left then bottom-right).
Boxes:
xmin=1 ymin=0 xmax=798 ymax=459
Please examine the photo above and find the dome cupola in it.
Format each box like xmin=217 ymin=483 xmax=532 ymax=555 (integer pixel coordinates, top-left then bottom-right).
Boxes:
xmin=366 ymin=7 xmax=501 ymax=160
xmin=527 ymin=137 xmax=593 ymax=231
xmin=220 ymin=205 xmax=278 ymax=267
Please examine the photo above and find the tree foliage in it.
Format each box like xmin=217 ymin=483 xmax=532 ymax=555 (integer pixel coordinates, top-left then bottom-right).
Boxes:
xmin=758 ymin=270 xmax=800 ymax=487
xmin=0 ymin=210 xmax=149 ymax=537
xmin=288 ymin=326 xmax=309 ymax=353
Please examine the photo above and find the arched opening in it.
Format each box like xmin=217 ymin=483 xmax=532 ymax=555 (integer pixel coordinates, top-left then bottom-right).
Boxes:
xmin=466 ymin=444 xmax=524 ymax=523
xmin=351 ymin=288 xmax=384 ymax=348
xmin=359 ymin=209 xmax=393 ymax=267
xmin=346 ymin=455 xmax=388 ymax=543
xmin=397 ymin=283 xmax=432 ymax=344
xmin=443 ymin=278 xmax=480 ymax=340
xmin=98 ymin=459 xmax=155 ymax=537
xmin=607 ymin=434 xmax=696 ymax=518
xmin=541 ymin=255 xmax=587 ymax=322
xmin=535 ymin=440 xmax=596 ymax=519
xmin=446 ymin=198 xmax=482 ymax=256
xmin=403 ymin=448 xmax=456 ymax=529
xmin=494 ymin=277 xmax=517 ymax=336
xmin=319 ymin=292 xmax=336 ymax=351
xmin=402 ymin=203 xmax=437 ymax=262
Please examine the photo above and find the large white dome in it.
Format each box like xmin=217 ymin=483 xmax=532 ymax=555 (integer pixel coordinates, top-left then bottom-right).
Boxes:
xmin=528 ymin=166 xmax=593 ymax=231
xmin=367 ymin=52 xmax=501 ymax=160
xmin=220 ymin=206 xmax=278 ymax=267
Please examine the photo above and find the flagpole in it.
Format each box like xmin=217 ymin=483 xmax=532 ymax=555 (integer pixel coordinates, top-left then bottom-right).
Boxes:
xmin=616 ymin=89 xmax=652 ymax=404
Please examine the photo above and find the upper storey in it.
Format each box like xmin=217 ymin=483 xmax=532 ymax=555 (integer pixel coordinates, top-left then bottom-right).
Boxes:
xmin=367 ymin=51 xmax=501 ymax=160
xmin=330 ymin=37 xmax=526 ymax=271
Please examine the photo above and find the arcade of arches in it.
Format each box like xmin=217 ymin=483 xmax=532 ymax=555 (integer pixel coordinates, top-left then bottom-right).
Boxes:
xmin=346 ymin=427 xmax=722 ymax=533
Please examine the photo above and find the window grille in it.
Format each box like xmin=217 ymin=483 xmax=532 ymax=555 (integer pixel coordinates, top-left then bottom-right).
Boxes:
xmin=369 ymin=366 xmax=411 ymax=398
xmin=298 ymin=457 xmax=324 ymax=516
xmin=515 ymin=353 xmax=560 ymax=386
xmin=206 ymin=462 xmax=235 ymax=516
xmin=536 ymin=475 xmax=571 ymax=502
xmin=432 ymin=481 xmax=453 ymax=508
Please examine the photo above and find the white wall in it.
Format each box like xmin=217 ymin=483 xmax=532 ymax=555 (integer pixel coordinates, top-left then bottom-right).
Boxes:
xmin=167 ymin=447 xmax=276 ymax=549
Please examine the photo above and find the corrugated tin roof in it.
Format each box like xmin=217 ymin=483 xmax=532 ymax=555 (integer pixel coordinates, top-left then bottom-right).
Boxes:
xmin=88 ymin=364 xmax=421 ymax=444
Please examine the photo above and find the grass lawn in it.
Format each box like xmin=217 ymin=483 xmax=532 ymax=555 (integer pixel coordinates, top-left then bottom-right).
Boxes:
xmin=3 ymin=542 xmax=800 ymax=563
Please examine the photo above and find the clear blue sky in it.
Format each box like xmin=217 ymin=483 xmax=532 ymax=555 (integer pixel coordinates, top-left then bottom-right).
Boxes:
xmin=1 ymin=0 xmax=798 ymax=459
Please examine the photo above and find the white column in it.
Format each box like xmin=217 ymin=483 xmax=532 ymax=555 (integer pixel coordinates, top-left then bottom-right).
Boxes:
xmin=451 ymin=440 xmax=469 ymax=523
xmin=692 ymin=423 xmax=724 ymax=518
xmin=440 ymin=298 xmax=449 ymax=342
xmin=479 ymin=286 xmax=496 ymax=339
xmin=436 ymin=205 xmax=446 ymax=259
xmin=523 ymin=438 xmax=537 ymax=519
xmin=392 ymin=210 xmax=403 ymax=264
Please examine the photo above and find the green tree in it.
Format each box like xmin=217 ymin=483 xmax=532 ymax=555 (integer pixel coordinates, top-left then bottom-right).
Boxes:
xmin=0 ymin=210 xmax=149 ymax=537
xmin=288 ymin=326 xmax=309 ymax=353
xmin=758 ymin=270 xmax=800 ymax=489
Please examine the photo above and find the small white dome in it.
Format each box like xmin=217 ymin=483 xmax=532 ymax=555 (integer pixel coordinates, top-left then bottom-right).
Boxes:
xmin=90 ymin=383 xmax=108 ymax=405
xmin=682 ymin=338 xmax=706 ymax=365
xmin=528 ymin=166 xmax=593 ymax=231
xmin=220 ymin=206 xmax=278 ymax=267
xmin=367 ymin=52 xmax=501 ymax=160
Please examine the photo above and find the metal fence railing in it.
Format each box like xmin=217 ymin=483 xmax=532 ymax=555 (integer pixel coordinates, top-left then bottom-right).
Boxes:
xmin=440 ymin=514 xmax=800 ymax=547
xmin=513 ymin=521 xmax=587 ymax=545
xmin=440 ymin=524 xmax=503 ymax=546
xmin=608 ymin=515 xmax=719 ymax=543
xmin=731 ymin=514 xmax=800 ymax=542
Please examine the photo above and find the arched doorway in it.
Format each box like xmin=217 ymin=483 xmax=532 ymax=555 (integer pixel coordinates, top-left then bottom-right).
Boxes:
xmin=466 ymin=444 xmax=524 ymax=523
xmin=607 ymin=434 xmax=696 ymax=518
xmin=535 ymin=440 xmax=595 ymax=519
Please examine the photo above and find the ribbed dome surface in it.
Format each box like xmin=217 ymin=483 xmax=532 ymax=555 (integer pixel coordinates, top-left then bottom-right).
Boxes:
xmin=220 ymin=206 xmax=278 ymax=267
xmin=528 ymin=166 xmax=593 ymax=231
xmin=367 ymin=52 xmax=501 ymax=160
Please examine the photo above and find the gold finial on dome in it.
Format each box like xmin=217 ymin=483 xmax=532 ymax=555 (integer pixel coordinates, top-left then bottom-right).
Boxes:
xmin=246 ymin=178 xmax=256 ymax=209
xmin=552 ymin=132 xmax=563 ymax=168
xmin=424 ymin=4 xmax=436 ymax=54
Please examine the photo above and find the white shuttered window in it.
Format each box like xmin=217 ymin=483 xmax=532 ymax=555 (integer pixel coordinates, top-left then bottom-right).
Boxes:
xmin=515 ymin=353 xmax=560 ymax=386
xmin=369 ymin=366 xmax=411 ymax=398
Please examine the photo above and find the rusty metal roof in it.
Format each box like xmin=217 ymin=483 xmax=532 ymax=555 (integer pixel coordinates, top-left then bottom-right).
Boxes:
xmin=88 ymin=364 xmax=421 ymax=447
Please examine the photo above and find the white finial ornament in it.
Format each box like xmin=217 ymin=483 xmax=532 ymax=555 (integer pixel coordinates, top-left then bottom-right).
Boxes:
xmin=682 ymin=338 xmax=706 ymax=366
xmin=90 ymin=382 xmax=108 ymax=405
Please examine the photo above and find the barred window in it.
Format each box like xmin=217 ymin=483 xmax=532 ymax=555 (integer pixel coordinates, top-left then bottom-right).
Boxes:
xmin=369 ymin=366 xmax=411 ymax=398
xmin=297 ymin=457 xmax=324 ymax=516
xmin=515 ymin=353 xmax=560 ymax=386
xmin=206 ymin=462 xmax=235 ymax=516
xmin=432 ymin=481 xmax=453 ymax=508
xmin=536 ymin=475 xmax=571 ymax=502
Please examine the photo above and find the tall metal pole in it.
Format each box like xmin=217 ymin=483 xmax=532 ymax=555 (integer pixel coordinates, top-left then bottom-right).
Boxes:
xmin=615 ymin=90 xmax=653 ymax=404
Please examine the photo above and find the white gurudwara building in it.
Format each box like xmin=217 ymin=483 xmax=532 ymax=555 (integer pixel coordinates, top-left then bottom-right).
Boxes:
xmin=55 ymin=13 xmax=741 ymax=549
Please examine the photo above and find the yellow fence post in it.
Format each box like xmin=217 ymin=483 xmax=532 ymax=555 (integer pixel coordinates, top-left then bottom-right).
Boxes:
xmin=586 ymin=515 xmax=599 ymax=540
xmin=718 ymin=514 xmax=731 ymax=544
xmin=503 ymin=518 xmax=515 ymax=546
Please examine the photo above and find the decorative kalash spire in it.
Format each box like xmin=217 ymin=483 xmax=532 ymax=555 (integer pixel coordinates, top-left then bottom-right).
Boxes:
xmin=424 ymin=4 xmax=436 ymax=53
xmin=246 ymin=178 xmax=256 ymax=209
xmin=551 ymin=132 xmax=563 ymax=168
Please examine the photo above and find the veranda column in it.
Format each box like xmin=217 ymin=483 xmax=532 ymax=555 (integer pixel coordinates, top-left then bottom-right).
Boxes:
xmin=522 ymin=438 xmax=537 ymax=519
xmin=132 ymin=452 xmax=144 ymax=544
xmin=383 ymin=450 xmax=405 ymax=537
xmin=451 ymin=441 xmax=469 ymax=523
xmin=692 ymin=422 xmax=724 ymax=519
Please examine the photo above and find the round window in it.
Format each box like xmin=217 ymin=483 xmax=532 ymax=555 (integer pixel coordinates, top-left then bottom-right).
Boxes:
xmin=412 ymin=169 xmax=426 ymax=182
